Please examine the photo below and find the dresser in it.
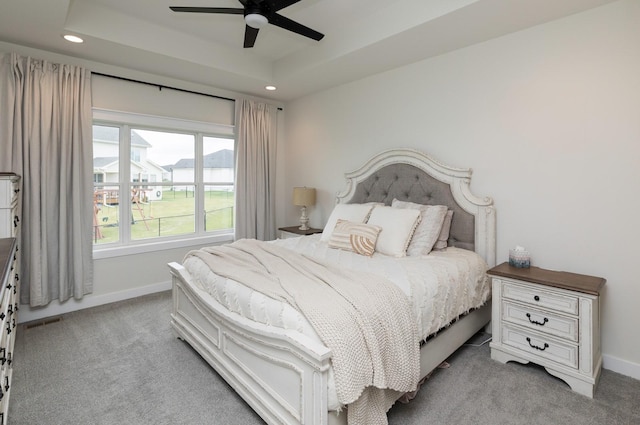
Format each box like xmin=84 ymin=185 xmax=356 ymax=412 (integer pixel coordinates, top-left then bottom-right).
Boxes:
xmin=488 ymin=262 xmax=605 ymax=397
xmin=0 ymin=173 xmax=20 ymax=424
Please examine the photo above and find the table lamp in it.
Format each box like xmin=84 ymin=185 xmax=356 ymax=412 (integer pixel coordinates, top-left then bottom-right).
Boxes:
xmin=293 ymin=187 xmax=316 ymax=230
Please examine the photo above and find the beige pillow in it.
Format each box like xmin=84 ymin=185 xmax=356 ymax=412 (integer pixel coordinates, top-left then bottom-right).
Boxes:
xmin=366 ymin=206 xmax=421 ymax=257
xmin=320 ymin=203 xmax=377 ymax=242
xmin=391 ymin=199 xmax=448 ymax=256
xmin=433 ymin=210 xmax=454 ymax=250
xmin=328 ymin=219 xmax=382 ymax=256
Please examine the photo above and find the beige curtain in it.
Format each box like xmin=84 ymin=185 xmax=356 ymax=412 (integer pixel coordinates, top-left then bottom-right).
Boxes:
xmin=234 ymin=99 xmax=277 ymax=241
xmin=0 ymin=52 xmax=93 ymax=307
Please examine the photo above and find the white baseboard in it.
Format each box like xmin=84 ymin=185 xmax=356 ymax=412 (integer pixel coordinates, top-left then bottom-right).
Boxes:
xmin=17 ymin=280 xmax=172 ymax=324
xmin=603 ymin=354 xmax=640 ymax=381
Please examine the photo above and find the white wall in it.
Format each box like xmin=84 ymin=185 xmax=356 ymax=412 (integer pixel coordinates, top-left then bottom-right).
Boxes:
xmin=283 ymin=0 xmax=640 ymax=378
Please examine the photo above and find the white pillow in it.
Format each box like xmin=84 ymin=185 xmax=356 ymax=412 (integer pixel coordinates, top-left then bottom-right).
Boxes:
xmin=433 ymin=210 xmax=454 ymax=250
xmin=366 ymin=206 xmax=421 ymax=257
xmin=391 ymin=199 xmax=448 ymax=256
xmin=320 ymin=203 xmax=377 ymax=242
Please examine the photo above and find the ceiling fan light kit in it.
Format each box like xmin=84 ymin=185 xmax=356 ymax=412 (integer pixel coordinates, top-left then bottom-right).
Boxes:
xmin=245 ymin=13 xmax=268 ymax=29
xmin=170 ymin=0 xmax=324 ymax=48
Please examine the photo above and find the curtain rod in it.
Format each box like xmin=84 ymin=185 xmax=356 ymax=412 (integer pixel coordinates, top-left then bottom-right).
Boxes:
xmin=92 ymin=72 xmax=235 ymax=102
xmin=92 ymin=72 xmax=283 ymax=110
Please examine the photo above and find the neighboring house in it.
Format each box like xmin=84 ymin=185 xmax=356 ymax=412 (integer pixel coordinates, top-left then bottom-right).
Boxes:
xmin=167 ymin=149 xmax=234 ymax=191
xmin=93 ymin=127 xmax=167 ymax=202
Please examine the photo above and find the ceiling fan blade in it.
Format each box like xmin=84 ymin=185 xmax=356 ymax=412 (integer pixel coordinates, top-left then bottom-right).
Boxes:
xmin=169 ymin=7 xmax=244 ymax=15
xmin=244 ymin=25 xmax=260 ymax=48
xmin=272 ymin=0 xmax=302 ymax=12
xmin=269 ymin=13 xmax=324 ymax=41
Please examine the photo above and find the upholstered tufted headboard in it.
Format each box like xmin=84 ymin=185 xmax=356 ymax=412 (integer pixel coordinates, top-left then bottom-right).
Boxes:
xmin=336 ymin=148 xmax=496 ymax=266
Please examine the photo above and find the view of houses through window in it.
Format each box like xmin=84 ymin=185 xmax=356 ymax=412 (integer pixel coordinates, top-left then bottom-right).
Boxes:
xmin=92 ymin=123 xmax=234 ymax=246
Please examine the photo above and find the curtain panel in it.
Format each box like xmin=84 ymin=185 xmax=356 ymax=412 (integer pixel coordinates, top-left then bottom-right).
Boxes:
xmin=0 ymin=52 xmax=93 ymax=306
xmin=234 ymin=99 xmax=277 ymax=241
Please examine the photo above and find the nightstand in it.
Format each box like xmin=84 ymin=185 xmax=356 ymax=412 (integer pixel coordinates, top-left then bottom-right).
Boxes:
xmin=488 ymin=262 xmax=605 ymax=397
xmin=278 ymin=226 xmax=323 ymax=239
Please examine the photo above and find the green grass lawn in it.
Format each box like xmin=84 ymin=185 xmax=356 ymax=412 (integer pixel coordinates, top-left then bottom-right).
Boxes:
xmin=94 ymin=190 xmax=234 ymax=244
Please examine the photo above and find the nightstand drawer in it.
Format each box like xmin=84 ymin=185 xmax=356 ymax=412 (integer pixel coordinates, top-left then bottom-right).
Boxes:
xmin=502 ymin=301 xmax=579 ymax=342
xmin=501 ymin=324 xmax=578 ymax=369
xmin=501 ymin=281 xmax=578 ymax=315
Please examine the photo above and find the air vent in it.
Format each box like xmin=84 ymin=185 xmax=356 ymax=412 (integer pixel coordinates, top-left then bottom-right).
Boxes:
xmin=25 ymin=317 xmax=62 ymax=329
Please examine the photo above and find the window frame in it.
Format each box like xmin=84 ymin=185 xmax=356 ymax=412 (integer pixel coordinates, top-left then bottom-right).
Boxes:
xmin=92 ymin=108 xmax=235 ymax=259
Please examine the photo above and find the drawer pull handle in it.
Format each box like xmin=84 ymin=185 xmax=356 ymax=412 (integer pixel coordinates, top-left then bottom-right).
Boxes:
xmin=526 ymin=313 xmax=548 ymax=326
xmin=526 ymin=337 xmax=549 ymax=351
xmin=534 ymin=295 xmax=540 ymax=301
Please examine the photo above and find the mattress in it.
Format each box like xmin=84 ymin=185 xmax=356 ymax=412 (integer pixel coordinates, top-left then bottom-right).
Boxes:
xmin=181 ymin=234 xmax=491 ymax=410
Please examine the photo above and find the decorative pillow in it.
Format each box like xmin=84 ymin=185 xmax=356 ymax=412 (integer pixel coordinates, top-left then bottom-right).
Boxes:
xmin=328 ymin=219 xmax=382 ymax=256
xmin=391 ymin=199 xmax=448 ymax=256
xmin=320 ymin=203 xmax=377 ymax=242
xmin=366 ymin=206 xmax=421 ymax=257
xmin=433 ymin=210 xmax=454 ymax=250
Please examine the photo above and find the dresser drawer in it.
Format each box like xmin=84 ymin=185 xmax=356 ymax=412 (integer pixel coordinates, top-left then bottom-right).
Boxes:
xmin=0 ymin=209 xmax=19 ymax=239
xmin=501 ymin=280 xmax=578 ymax=315
xmin=502 ymin=300 xmax=579 ymax=342
xmin=501 ymin=324 xmax=578 ymax=369
xmin=0 ymin=184 xmax=17 ymax=207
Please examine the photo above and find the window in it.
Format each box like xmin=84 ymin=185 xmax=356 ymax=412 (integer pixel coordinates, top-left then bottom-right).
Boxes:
xmin=92 ymin=110 xmax=235 ymax=254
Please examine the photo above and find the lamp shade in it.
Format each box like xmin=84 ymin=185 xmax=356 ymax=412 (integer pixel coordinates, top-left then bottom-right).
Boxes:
xmin=293 ymin=187 xmax=316 ymax=207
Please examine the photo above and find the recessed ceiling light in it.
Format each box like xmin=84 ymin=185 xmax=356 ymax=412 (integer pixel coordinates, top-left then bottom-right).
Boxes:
xmin=63 ymin=34 xmax=84 ymax=43
xmin=265 ymin=85 xmax=276 ymax=91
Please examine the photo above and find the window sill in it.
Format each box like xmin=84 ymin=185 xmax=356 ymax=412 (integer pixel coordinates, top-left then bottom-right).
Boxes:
xmin=93 ymin=233 xmax=234 ymax=259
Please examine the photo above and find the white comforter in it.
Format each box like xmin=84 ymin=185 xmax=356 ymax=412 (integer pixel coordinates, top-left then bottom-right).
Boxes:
xmin=182 ymin=234 xmax=491 ymax=410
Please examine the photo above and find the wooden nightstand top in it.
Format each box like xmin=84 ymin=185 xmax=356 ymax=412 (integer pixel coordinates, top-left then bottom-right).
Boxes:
xmin=487 ymin=262 xmax=605 ymax=296
xmin=278 ymin=226 xmax=323 ymax=236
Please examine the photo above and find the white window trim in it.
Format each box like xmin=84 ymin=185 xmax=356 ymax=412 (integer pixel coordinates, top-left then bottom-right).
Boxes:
xmin=93 ymin=233 xmax=234 ymax=259
xmin=92 ymin=108 xmax=235 ymax=257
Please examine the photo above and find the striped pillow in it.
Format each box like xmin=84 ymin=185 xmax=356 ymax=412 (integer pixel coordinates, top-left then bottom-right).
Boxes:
xmin=328 ymin=219 xmax=382 ymax=256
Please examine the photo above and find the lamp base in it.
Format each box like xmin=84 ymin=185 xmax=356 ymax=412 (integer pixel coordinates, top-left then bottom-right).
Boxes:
xmin=299 ymin=206 xmax=309 ymax=230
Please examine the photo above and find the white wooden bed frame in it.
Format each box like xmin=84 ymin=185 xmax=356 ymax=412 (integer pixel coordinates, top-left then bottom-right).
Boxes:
xmin=169 ymin=148 xmax=496 ymax=425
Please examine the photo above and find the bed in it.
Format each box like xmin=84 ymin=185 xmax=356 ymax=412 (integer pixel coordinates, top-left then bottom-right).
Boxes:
xmin=169 ymin=148 xmax=496 ymax=425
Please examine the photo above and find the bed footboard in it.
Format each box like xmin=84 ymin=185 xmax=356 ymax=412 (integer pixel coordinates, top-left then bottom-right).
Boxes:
xmin=169 ymin=262 xmax=333 ymax=425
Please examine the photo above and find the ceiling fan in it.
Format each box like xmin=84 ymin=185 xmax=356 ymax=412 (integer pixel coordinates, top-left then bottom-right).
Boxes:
xmin=170 ymin=0 xmax=325 ymax=48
